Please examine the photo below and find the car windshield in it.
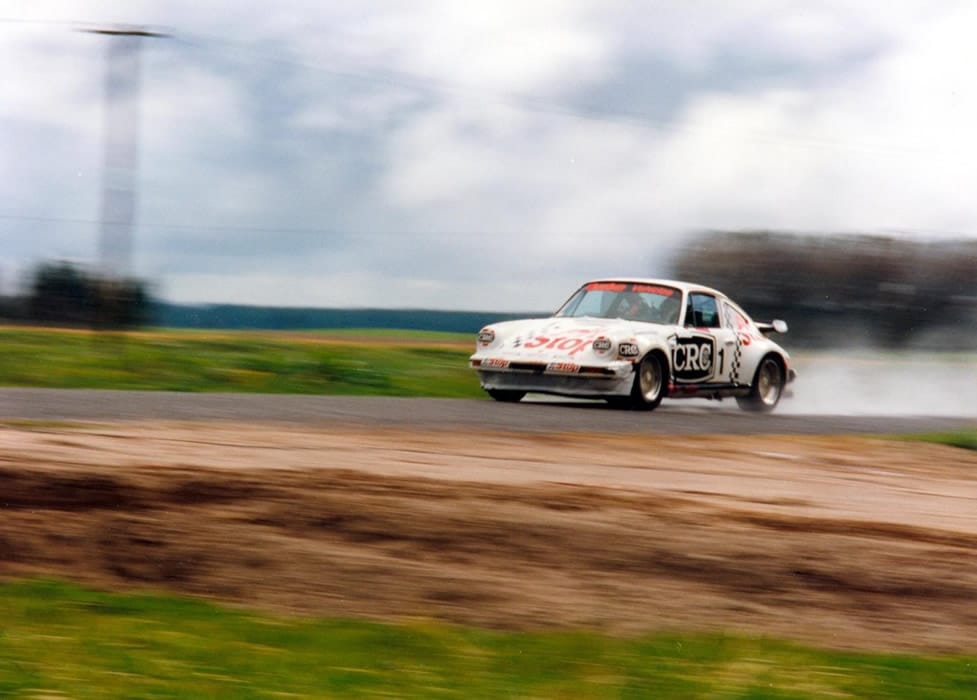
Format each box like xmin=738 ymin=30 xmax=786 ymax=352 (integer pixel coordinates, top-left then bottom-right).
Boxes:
xmin=555 ymin=282 xmax=682 ymax=324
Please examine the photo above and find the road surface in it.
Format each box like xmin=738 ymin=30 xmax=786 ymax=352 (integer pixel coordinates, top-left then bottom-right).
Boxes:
xmin=0 ymin=388 xmax=973 ymax=434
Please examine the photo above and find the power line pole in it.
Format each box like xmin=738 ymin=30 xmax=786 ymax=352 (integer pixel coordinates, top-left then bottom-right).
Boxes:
xmin=83 ymin=26 xmax=166 ymax=332
xmin=84 ymin=26 xmax=166 ymax=282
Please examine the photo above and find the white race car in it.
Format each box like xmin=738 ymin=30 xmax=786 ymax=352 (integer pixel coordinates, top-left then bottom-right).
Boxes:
xmin=470 ymin=278 xmax=796 ymax=411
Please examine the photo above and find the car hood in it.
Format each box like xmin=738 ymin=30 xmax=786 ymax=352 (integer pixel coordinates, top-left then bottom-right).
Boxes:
xmin=477 ymin=316 xmax=671 ymax=362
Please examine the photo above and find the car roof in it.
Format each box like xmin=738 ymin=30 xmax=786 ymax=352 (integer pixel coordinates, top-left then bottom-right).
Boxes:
xmin=583 ymin=278 xmax=728 ymax=298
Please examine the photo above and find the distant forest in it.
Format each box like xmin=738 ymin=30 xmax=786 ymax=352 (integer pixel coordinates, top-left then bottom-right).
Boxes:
xmin=150 ymin=303 xmax=538 ymax=336
xmin=0 ymin=261 xmax=540 ymax=335
xmin=151 ymin=232 xmax=977 ymax=349
xmin=3 ymin=232 xmax=976 ymax=349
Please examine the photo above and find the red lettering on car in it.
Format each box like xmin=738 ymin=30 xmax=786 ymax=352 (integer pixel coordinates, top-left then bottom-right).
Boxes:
xmin=527 ymin=335 xmax=595 ymax=355
xmin=631 ymin=284 xmax=678 ymax=296
xmin=557 ymin=338 xmax=586 ymax=351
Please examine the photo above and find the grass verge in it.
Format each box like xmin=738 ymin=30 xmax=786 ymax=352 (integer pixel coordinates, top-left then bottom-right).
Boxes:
xmin=902 ymin=430 xmax=977 ymax=452
xmin=0 ymin=579 xmax=974 ymax=699
xmin=0 ymin=326 xmax=482 ymax=397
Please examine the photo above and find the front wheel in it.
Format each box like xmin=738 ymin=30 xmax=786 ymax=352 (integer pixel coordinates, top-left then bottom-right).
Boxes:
xmin=628 ymin=353 xmax=666 ymax=410
xmin=736 ymin=356 xmax=785 ymax=412
xmin=487 ymin=389 xmax=526 ymax=403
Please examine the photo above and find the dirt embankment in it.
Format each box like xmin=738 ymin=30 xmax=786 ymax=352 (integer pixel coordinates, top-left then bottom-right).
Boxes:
xmin=1 ymin=423 xmax=976 ymax=653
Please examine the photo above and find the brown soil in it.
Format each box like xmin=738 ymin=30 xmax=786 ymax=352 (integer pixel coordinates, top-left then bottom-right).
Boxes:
xmin=1 ymin=422 xmax=976 ymax=653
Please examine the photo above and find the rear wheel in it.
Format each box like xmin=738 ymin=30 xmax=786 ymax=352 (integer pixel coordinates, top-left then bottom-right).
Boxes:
xmin=628 ymin=352 xmax=666 ymax=410
xmin=736 ymin=355 xmax=784 ymax=412
xmin=487 ymin=389 xmax=526 ymax=403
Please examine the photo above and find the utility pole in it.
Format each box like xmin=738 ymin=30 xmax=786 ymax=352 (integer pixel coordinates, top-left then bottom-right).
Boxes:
xmin=85 ymin=27 xmax=165 ymax=280
xmin=84 ymin=26 xmax=165 ymax=330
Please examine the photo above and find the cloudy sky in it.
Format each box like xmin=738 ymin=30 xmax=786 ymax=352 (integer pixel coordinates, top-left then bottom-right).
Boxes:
xmin=2 ymin=1 xmax=976 ymax=310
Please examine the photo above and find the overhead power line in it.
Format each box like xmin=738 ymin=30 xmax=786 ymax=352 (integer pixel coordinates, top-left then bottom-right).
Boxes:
xmin=170 ymin=29 xmax=947 ymax=158
xmin=1 ymin=16 xmax=949 ymax=158
xmin=2 ymin=213 xmax=973 ymax=241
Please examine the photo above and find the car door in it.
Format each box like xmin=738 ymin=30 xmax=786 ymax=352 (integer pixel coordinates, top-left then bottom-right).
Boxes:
xmin=673 ymin=292 xmax=737 ymax=385
xmin=720 ymin=300 xmax=765 ymax=387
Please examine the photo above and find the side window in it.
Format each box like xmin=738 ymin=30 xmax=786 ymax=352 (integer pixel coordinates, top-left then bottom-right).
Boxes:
xmin=688 ymin=293 xmax=720 ymax=328
xmin=723 ymin=302 xmax=751 ymax=332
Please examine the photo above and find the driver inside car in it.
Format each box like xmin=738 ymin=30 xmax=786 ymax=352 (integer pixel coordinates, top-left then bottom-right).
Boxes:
xmin=655 ymin=294 xmax=681 ymax=324
xmin=619 ymin=293 xmax=651 ymax=321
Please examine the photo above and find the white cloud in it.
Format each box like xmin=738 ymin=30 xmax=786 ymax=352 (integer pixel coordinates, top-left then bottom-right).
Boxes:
xmin=342 ymin=0 xmax=609 ymax=93
xmin=3 ymin=0 xmax=976 ymax=311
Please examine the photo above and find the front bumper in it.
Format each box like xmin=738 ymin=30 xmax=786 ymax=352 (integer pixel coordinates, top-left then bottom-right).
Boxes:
xmin=471 ymin=358 xmax=635 ymax=398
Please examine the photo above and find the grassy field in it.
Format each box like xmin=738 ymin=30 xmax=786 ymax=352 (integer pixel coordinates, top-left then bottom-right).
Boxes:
xmin=902 ymin=430 xmax=977 ymax=452
xmin=0 ymin=326 xmax=482 ymax=397
xmin=0 ymin=579 xmax=973 ymax=700
xmin=2 ymin=327 xmax=975 ymax=696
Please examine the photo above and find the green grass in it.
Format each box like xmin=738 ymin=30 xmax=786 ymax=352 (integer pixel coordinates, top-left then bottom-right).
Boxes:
xmin=0 ymin=326 xmax=483 ymax=397
xmin=0 ymin=579 xmax=973 ymax=699
xmin=300 ymin=328 xmax=472 ymax=342
xmin=902 ymin=430 xmax=977 ymax=452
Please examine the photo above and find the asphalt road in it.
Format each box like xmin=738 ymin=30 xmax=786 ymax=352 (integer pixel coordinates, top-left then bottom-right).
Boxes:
xmin=0 ymin=388 xmax=973 ymax=435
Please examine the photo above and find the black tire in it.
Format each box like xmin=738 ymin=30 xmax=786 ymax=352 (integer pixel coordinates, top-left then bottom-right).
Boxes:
xmin=736 ymin=355 xmax=785 ymax=413
xmin=628 ymin=352 xmax=666 ymax=410
xmin=487 ymin=389 xmax=526 ymax=403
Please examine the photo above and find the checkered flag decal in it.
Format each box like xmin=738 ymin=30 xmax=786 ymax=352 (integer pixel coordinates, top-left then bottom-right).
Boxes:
xmin=730 ymin=341 xmax=742 ymax=384
xmin=724 ymin=305 xmax=743 ymax=385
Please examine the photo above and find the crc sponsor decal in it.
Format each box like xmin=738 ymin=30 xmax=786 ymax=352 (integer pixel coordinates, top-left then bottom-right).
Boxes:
xmin=482 ymin=358 xmax=510 ymax=369
xmin=592 ymin=336 xmax=613 ymax=353
xmin=672 ymin=335 xmax=715 ymax=382
xmin=617 ymin=342 xmax=640 ymax=358
xmin=478 ymin=328 xmax=495 ymax=346
xmin=546 ymin=361 xmax=580 ymax=373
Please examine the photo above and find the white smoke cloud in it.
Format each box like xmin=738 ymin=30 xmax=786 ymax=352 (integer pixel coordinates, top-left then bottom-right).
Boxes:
xmin=782 ymin=354 xmax=977 ymax=417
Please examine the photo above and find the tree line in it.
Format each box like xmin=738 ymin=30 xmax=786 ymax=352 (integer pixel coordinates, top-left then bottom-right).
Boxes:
xmin=669 ymin=231 xmax=977 ymax=349
xmin=4 ymin=233 xmax=976 ymax=349
xmin=0 ymin=260 xmax=529 ymax=334
xmin=0 ymin=261 xmax=151 ymax=329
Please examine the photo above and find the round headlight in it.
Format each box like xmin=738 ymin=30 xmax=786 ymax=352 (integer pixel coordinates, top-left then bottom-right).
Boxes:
xmin=592 ymin=336 xmax=612 ymax=353
xmin=478 ymin=328 xmax=496 ymax=346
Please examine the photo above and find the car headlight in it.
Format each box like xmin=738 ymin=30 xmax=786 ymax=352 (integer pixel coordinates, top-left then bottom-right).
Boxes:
xmin=477 ymin=328 xmax=496 ymax=347
xmin=592 ymin=336 xmax=613 ymax=353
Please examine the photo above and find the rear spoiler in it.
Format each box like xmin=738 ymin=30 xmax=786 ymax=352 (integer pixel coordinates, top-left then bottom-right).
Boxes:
xmin=755 ymin=319 xmax=788 ymax=335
